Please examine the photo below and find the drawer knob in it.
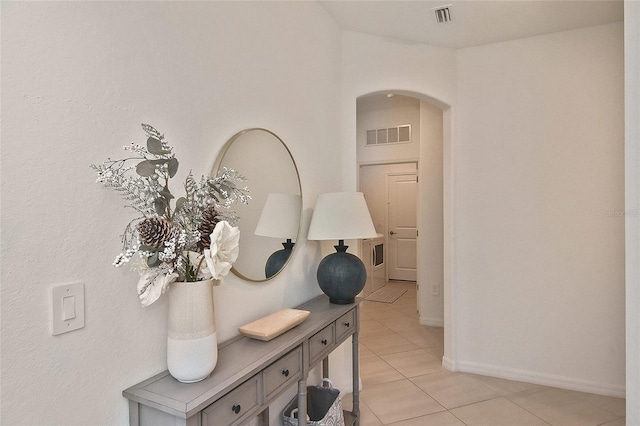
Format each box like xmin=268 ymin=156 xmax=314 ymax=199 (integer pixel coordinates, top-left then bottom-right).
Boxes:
xmin=232 ymin=404 xmax=241 ymax=414
xmin=321 ymin=339 xmax=328 ymax=345
xmin=344 ymin=322 xmax=350 ymax=327
xmin=282 ymin=369 xmax=290 ymax=377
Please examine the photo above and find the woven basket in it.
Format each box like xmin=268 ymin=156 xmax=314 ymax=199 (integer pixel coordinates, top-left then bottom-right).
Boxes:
xmin=283 ymin=379 xmax=345 ymax=426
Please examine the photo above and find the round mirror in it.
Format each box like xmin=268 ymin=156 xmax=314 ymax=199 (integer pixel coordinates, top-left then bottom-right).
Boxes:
xmin=214 ymin=129 xmax=302 ymax=282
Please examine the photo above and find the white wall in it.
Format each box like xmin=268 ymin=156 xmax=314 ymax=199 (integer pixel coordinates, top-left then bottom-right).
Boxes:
xmin=0 ymin=2 xmax=343 ymax=424
xmin=455 ymin=23 xmax=625 ymax=395
xmin=356 ymin=96 xmax=421 ymax=163
xmin=418 ymin=102 xmax=444 ymax=327
xmin=625 ymin=1 xmax=640 ymax=421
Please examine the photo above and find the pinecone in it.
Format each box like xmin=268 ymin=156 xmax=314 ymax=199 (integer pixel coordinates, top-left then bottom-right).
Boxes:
xmin=137 ymin=217 xmax=176 ymax=248
xmin=197 ymin=206 xmax=220 ymax=252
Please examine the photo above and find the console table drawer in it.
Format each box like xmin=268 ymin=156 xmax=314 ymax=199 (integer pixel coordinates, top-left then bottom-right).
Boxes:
xmin=309 ymin=323 xmax=335 ymax=365
xmin=336 ymin=309 xmax=356 ymax=342
xmin=202 ymin=375 xmax=260 ymax=426
xmin=263 ymin=346 xmax=302 ymax=400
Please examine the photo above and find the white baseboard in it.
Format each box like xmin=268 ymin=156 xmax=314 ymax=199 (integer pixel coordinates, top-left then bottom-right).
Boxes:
xmin=455 ymin=360 xmax=625 ymax=398
xmin=442 ymin=356 xmax=457 ymax=372
xmin=419 ymin=316 xmax=444 ymax=327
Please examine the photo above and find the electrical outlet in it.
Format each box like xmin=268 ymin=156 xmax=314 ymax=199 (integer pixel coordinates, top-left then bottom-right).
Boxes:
xmin=431 ymin=284 xmax=440 ymax=296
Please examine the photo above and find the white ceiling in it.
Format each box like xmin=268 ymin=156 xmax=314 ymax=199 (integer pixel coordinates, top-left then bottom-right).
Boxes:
xmin=319 ymin=0 xmax=623 ymax=49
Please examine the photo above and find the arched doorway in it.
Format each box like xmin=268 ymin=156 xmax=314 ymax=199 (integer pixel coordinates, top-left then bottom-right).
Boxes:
xmin=355 ymin=90 xmax=456 ymax=370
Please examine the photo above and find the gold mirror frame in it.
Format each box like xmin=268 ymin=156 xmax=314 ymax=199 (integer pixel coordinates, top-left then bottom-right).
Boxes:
xmin=213 ymin=128 xmax=302 ymax=282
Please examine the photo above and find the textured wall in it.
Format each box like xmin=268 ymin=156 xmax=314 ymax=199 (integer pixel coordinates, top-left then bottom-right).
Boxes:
xmin=455 ymin=23 xmax=625 ymax=394
xmin=625 ymin=0 xmax=640 ymax=420
xmin=0 ymin=2 xmax=342 ymax=424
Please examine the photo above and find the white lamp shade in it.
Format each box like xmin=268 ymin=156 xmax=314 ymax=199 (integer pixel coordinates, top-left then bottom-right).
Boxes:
xmin=254 ymin=193 xmax=302 ymax=239
xmin=308 ymin=192 xmax=377 ymax=241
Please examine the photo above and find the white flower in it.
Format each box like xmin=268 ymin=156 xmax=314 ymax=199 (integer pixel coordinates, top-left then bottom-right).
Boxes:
xmin=137 ymin=271 xmax=178 ymax=307
xmin=203 ymin=221 xmax=240 ymax=280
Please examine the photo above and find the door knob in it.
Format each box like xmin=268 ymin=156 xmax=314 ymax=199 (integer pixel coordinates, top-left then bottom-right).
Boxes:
xmin=390 ymin=231 xmax=397 ymax=235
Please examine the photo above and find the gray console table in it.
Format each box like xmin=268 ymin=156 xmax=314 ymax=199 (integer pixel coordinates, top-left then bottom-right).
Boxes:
xmin=123 ymin=295 xmax=360 ymax=426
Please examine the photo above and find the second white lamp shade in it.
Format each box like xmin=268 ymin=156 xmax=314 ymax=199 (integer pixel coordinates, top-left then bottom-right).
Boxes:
xmin=307 ymin=192 xmax=377 ymax=241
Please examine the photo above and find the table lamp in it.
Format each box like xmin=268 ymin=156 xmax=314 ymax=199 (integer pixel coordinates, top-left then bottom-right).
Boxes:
xmin=255 ymin=193 xmax=302 ymax=278
xmin=307 ymin=192 xmax=377 ymax=304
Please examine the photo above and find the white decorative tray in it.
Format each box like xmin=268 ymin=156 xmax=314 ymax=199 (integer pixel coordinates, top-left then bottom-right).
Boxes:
xmin=239 ymin=308 xmax=311 ymax=341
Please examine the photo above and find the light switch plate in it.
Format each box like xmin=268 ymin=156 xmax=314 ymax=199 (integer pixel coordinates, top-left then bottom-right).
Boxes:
xmin=51 ymin=282 xmax=84 ymax=335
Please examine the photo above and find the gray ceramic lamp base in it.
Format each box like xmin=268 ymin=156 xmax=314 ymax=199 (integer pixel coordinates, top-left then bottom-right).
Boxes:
xmin=317 ymin=241 xmax=366 ymax=304
xmin=265 ymin=240 xmax=294 ymax=278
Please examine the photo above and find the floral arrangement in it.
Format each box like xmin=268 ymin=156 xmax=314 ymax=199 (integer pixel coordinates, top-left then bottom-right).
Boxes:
xmin=91 ymin=124 xmax=250 ymax=306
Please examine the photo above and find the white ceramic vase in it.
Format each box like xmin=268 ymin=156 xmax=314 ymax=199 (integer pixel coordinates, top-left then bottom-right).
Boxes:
xmin=167 ymin=279 xmax=218 ymax=383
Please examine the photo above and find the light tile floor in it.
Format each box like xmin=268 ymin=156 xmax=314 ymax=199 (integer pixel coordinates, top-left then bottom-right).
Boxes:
xmin=343 ymin=281 xmax=626 ymax=426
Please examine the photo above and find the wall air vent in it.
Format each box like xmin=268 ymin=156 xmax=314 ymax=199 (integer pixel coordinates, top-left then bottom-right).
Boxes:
xmin=388 ymin=127 xmax=399 ymax=143
xmin=366 ymin=125 xmax=411 ymax=146
xmin=433 ymin=5 xmax=452 ymax=23
xmin=377 ymin=128 xmax=388 ymax=144
xmin=366 ymin=130 xmax=377 ymax=146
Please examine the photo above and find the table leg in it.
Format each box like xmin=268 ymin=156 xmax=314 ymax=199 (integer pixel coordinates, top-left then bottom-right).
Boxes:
xmin=352 ymin=328 xmax=360 ymax=425
xmin=298 ymin=378 xmax=307 ymax=426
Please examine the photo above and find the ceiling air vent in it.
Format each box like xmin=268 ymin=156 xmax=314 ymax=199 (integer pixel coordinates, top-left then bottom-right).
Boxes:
xmin=433 ymin=5 xmax=452 ymax=23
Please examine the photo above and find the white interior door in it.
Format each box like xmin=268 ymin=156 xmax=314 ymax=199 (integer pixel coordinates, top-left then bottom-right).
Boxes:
xmin=387 ymin=173 xmax=418 ymax=281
